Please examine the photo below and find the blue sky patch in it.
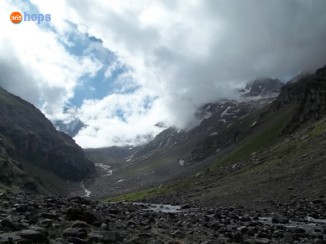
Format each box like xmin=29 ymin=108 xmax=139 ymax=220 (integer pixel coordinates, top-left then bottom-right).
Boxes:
xmin=58 ymin=23 xmax=139 ymax=107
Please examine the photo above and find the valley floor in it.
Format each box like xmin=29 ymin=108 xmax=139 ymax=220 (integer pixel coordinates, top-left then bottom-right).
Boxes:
xmin=0 ymin=192 xmax=325 ymax=243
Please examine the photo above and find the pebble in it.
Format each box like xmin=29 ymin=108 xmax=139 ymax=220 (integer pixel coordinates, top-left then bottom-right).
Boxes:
xmin=0 ymin=192 xmax=324 ymax=243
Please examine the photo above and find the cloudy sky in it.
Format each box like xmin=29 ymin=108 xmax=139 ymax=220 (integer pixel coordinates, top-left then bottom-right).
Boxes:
xmin=1 ymin=0 xmax=326 ymax=148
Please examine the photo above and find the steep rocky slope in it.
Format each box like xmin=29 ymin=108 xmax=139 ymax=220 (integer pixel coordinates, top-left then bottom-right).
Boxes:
xmin=239 ymin=78 xmax=283 ymax=97
xmin=105 ymin=65 xmax=326 ymax=208
xmin=78 ymin=78 xmax=285 ymax=199
xmin=93 ymin=65 xmax=326 ymax=208
xmin=132 ymin=78 xmax=284 ymax=162
xmin=0 ymin=87 xmax=95 ymax=193
xmin=273 ymin=66 xmax=326 ymax=133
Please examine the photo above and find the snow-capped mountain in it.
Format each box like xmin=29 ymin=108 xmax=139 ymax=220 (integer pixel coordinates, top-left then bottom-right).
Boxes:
xmin=133 ymin=78 xmax=284 ymax=158
xmin=239 ymin=78 xmax=283 ymax=97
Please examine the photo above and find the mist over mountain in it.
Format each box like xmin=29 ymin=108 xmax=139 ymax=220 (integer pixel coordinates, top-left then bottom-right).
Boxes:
xmin=1 ymin=0 xmax=326 ymax=147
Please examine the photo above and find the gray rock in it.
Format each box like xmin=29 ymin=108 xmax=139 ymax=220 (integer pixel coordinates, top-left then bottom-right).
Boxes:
xmin=88 ymin=230 xmax=117 ymax=242
xmin=67 ymin=237 xmax=88 ymax=244
xmin=233 ymin=232 xmax=243 ymax=242
xmin=280 ymin=234 xmax=294 ymax=244
xmin=255 ymin=238 xmax=270 ymax=244
xmin=106 ymin=222 xmax=117 ymax=231
xmin=65 ymin=207 xmax=102 ymax=224
xmin=272 ymin=214 xmax=289 ymax=224
xmin=180 ymin=204 xmax=191 ymax=209
xmin=0 ymin=232 xmax=23 ymax=243
xmin=63 ymin=227 xmax=87 ymax=239
xmin=72 ymin=220 xmax=89 ymax=228
xmin=1 ymin=218 xmax=23 ymax=231
xmin=19 ymin=229 xmax=46 ymax=242
xmin=40 ymin=219 xmax=52 ymax=228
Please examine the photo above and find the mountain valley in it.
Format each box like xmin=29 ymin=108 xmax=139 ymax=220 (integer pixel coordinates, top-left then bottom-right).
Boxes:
xmin=0 ymin=66 xmax=326 ymax=243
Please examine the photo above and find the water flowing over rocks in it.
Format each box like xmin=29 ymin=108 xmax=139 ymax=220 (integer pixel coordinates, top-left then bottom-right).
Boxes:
xmin=0 ymin=192 xmax=325 ymax=243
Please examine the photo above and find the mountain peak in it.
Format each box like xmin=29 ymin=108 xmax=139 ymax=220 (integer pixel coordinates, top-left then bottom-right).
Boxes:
xmin=240 ymin=78 xmax=284 ymax=97
xmin=271 ymin=65 xmax=326 ymax=133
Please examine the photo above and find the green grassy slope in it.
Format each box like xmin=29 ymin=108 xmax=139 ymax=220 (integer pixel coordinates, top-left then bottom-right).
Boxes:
xmin=104 ymin=100 xmax=325 ymax=206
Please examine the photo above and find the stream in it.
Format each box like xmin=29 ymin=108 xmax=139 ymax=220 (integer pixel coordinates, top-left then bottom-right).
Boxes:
xmin=258 ymin=216 xmax=326 ymax=234
xmin=80 ymin=181 xmax=91 ymax=198
xmin=132 ymin=202 xmax=187 ymax=213
xmin=131 ymin=203 xmax=326 ymax=234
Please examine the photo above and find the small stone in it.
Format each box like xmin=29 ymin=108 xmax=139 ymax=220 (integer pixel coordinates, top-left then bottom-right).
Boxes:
xmin=1 ymin=218 xmax=23 ymax=231
xmin=72 ymin=220 xmax=89 ymax=228
xmin=243 ymin=239 xmax=256 ymax=244
xmin=107 ymin=222 xmax=116 ymax=231
xmin=41 ymin=212 xmax=59 ymax=220
xmin=19 ymin=229 xmax=46 ymax=242
xmin=63 ymin=228 xmax=87 ymax=239
xmin=180 ymin=204 xmax=191 ymax=209
xmin=88 ymin=231 xmax=116 ymax=242
xmin=40 ymin=219 xmax=52 ymax=228
xmin=65 ymin=207 xmax=102 ymax=224
xmin=247 ymin=227 xmax=258 ymax=236
xmin=101 ymin=223 xmax=108 ymax=230
xmin=280 ymin=234 xmax=294 ymax=244
xmin=237 ymin=226 xmax=248 ymax=233
xmin=255 ymin=238 xmax=270 ymax=244
xmin=0 ymin=232 xmax=23 ymax=243
xmin=67 ymin=237 xmax=87 ymax=244
xmin=272 ymin=214 xmax=289 ymax=224
xmin=312 ymin=199 xmax=323 ymax=204
xmin=88 ymin=231 xmax=102 ymax=242
xmin=138 ymin=232 xmax=152 ymax=238
xmin=100 ymin=231 xmax=117 ymax=242
xmin=233 ymin=232 xmax=243 ymax=242
xmin=314 ymin=239 xmax=326 ymax=244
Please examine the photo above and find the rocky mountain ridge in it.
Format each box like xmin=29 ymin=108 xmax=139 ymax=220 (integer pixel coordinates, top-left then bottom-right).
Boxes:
xmin=77 ymin=77 xmax=287 ymax=199
xmin=53 ymin=119 xmax=86 ymax=137
xmin=76 ymin=65 xmax=326 ymax=206
xmin=239 ymin=78 xmax=283 ymax=97
xmin=273 ymin=65 xmax=326 ymax=133
xmin=129 ymin=78 xmax=284 ymax=161
xmin=0 ymin=87 xmax=95 ymax=193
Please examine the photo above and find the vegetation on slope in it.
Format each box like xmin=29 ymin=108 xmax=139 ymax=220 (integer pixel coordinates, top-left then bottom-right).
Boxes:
xmin=105 ymin=66 xmax=326 ymax=205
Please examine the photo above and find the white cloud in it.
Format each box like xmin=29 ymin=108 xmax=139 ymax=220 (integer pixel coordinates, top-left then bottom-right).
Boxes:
xmin=1 ymin=0 xmax=326 ymax=148
xmin=74 ymin=91 xmax=165 ymax=148
xmin=0 ymin=1 xmax=101 ymax=121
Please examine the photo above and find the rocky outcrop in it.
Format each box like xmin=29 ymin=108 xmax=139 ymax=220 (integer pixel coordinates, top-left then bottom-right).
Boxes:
xmin=0 ymin=87 xmax=94 ymax=181
xmin=239 ymin=78 xmax=284 ymax=97
xmin=134 ymin=127 xmax=188 ymax=157
xmin=105 ymin=79 xmax=284 ymax=164
xmin=53 ymin=118 xmax=85 ymax=137
xmin=271 ymin=65 xmax=326 ymax=133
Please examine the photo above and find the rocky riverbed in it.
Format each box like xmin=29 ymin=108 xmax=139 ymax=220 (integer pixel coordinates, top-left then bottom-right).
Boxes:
xmin=0 ymin=192 xmax=325 ymax=243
